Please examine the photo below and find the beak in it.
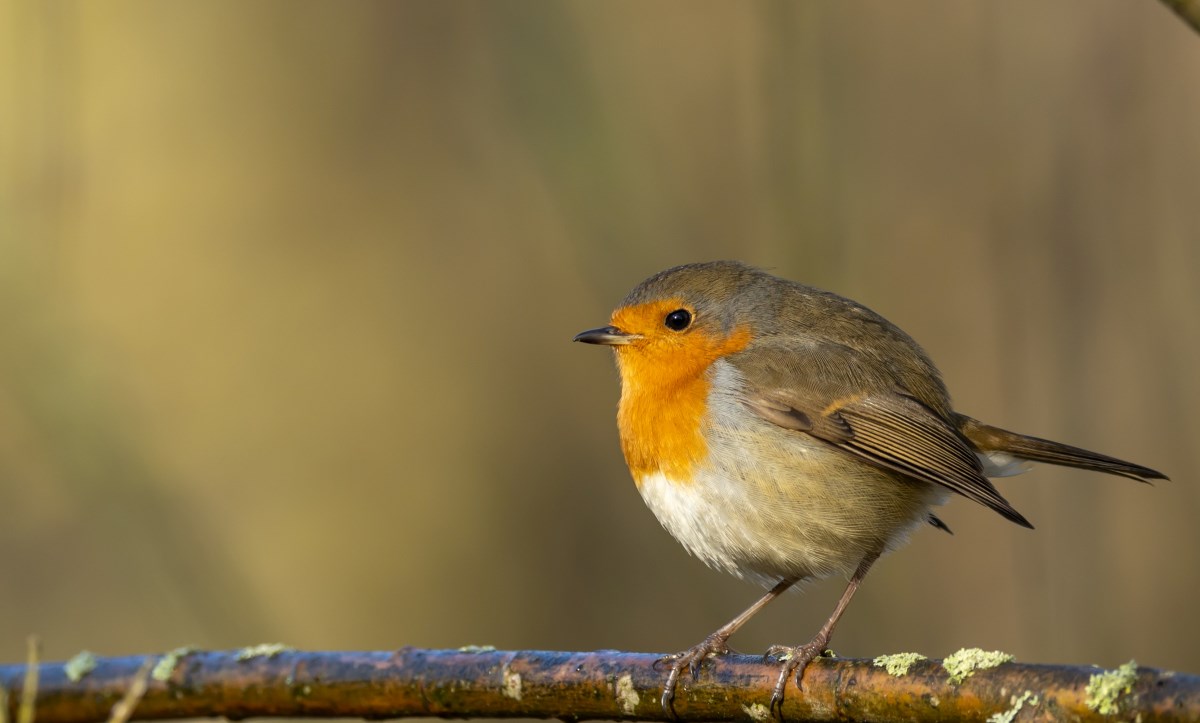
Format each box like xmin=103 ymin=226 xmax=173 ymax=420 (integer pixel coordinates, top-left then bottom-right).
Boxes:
xmin=573 ymin=325 xmax=640 ymax=346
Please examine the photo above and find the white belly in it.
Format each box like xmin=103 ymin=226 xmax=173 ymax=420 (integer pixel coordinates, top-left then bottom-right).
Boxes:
xmin=637 ymin=461 xmax=943 ymax=586
xmin=630 ymin=361 xmax=947 ymax=587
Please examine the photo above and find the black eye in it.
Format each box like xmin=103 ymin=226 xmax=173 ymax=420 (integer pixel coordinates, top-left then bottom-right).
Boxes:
xmin=664 ymin=309 xmax=692 ymax=331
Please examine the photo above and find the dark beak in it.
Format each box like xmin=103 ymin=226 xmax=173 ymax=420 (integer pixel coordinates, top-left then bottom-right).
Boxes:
xmin=573 ymin=326 xmax=640 ymax=346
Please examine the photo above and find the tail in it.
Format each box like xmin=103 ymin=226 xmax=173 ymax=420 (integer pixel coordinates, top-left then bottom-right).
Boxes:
xmin=954 ymin=414 xmax=1169 ymax=483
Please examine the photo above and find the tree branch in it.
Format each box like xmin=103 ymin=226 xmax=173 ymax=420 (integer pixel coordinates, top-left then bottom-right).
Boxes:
xmin=2 ymin=647 xmax=1197 ymax=722
xmin=1157 ymin=0 xmax=1200 ymax=34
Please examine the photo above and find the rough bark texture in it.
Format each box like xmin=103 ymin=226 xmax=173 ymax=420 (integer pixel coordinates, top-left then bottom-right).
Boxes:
xmin=2 ymin=648 xmax=1197 ymax=722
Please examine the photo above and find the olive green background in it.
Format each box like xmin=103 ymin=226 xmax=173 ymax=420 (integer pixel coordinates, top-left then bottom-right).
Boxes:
xmin=3 ymin=2 xmax=1198 ymax=675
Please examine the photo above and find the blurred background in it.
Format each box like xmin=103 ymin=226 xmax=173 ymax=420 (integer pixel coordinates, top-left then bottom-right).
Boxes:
xmin=2 ymin=1 xmax=1198 ymax=678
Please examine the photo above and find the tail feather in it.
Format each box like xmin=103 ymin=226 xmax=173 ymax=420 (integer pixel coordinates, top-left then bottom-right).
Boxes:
xmin=954 ymin=414 xmax=1169 ymax=483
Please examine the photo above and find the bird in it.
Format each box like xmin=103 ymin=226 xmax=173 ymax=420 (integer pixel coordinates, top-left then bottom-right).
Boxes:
xmin=573 ymin=260 xmax=1167 ymax=714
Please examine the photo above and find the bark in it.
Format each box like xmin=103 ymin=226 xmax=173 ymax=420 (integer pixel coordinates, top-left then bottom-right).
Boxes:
xmin=2 ymin=647 xmax=1197 ymax=722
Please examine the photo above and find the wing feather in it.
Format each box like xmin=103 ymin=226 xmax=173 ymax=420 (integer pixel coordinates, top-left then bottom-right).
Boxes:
xmin=735 ymin=344 xmax=1031 ymax=528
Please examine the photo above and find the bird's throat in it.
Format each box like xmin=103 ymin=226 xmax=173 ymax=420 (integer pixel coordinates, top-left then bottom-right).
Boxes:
xmin=618 ymin=372 xmax=711 ymax=485
xmin=615 ymin=326 xmax=750 ymax=485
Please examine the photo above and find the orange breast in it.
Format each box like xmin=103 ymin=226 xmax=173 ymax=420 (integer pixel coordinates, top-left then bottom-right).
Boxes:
xmin=614 ymin=319 xmax=750 ymax=484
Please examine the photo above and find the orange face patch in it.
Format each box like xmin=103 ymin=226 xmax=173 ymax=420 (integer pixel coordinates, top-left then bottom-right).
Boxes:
xmin=609 ymin=300 xmax=750 ymax=484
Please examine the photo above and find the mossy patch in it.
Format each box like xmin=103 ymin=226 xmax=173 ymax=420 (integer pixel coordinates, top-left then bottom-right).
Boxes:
xmin=502 ymin=666 xmax=522 ymax=700
xmin=942 ymin=648 xmax=1013 ymax=684
xmin=151 ymin=646 xmax=198 ymax=682
xmin=63 ymin=650 xmax=98 ymax=682
xmin=987 ymin=690 xmax=1038 ymax=723
xmin=235 ymin=643 xmax=293 ymax=661
xmin=872 ymin=652 xmax=926 ymax=676
xmin=615 ymin=674 xmax=639 ymax=715
xmin=1085 ymin=660 xmax=1138 ymax=715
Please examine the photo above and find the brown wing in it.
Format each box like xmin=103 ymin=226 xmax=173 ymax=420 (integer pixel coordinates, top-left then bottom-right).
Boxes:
xmin=735 ymin=343 xmax=1032 ymax=528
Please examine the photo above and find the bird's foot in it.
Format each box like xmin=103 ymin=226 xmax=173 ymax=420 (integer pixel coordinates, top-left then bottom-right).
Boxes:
xmin=763 ymin=640 xmax=832 ymax=717
xmin=656 ymin=631 xmax=732 ymax=717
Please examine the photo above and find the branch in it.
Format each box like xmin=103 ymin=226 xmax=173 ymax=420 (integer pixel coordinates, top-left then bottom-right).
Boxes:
xmin=2 ymin=647 xmax=1197 ymax=722
xmin=1157 ymin=0 xmax=1200 ymax=34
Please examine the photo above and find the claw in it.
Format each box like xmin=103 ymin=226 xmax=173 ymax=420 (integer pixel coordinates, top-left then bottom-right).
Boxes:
xmin=660 ymin=663 xmax=682 ymax=719
xmin=763 ymin=642 xmax=827 ymax=717
xmin=772 ymin=653 xmax=797 ymax=711
xmin=651 ymin=578 xmax=807 ymax=717
xmin=651 ymin=652 xmax=677 ymax=672
xmin=656 ymin=632 xmax=732 ymax=717
xmin=769 ymin=662 xmax=791 ymax=719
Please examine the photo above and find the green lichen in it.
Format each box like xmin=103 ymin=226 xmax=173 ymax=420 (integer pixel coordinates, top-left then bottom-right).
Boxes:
xmin=235 ymin=643 xmax=293 ymax=661
xmin=1085 ymin=660 xmax=1138 ymax=715
xmin=615 ymin=674 xmax=639 ymax=715
xmin=872 ymin=652 xmax=927 ymax=676
xmin=63 ymin=650 xmax=98 ymax=682
xmin=742 ymin=702 xmax=771 ymax=721
xmin=987 ymin=690 xmax=1038 ymax=723
xmin=502 ymin=666 xmax=522 ymax=700
xmin=151 ymin=646 xmax=198 ymax=682
xmin=942 ymin=648 xmax=1014 ymax=684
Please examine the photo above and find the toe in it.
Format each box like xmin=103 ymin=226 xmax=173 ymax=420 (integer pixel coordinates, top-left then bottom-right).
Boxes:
xmin=660 ymin=666 xmax=682 ymax=718
xmin=763 ymin=645 xmax=793 ymax=662
xmin=659 ymin=689 xmax=676 ymax=719
xmin=769 ymin=692 xmax=784 ymax=720
xmin=769 ymin=662 xmax=793 ymax=716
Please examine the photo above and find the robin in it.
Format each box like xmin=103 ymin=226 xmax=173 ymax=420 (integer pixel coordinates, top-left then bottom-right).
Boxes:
xmin=574 ymin=260 xmax=1166 ymax=714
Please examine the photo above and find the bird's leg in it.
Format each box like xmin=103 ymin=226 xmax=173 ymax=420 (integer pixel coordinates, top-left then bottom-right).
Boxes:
xmin=765 ymin=551 xmax=881 ymax=716
xmin=659 ymin=577 xmax=798 ymax=716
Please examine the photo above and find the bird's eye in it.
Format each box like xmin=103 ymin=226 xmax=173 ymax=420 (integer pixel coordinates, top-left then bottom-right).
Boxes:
xmin=664 ymin=309 xmax=692 ymax=331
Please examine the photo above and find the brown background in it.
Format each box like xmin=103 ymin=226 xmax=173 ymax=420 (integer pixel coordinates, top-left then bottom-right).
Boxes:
xmin=2 ymin=1 xmax=1198 ymax=677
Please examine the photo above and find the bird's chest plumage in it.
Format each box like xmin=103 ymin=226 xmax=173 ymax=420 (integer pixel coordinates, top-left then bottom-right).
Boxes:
xmin=621 ymin=360 xmax=938 ymax=584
